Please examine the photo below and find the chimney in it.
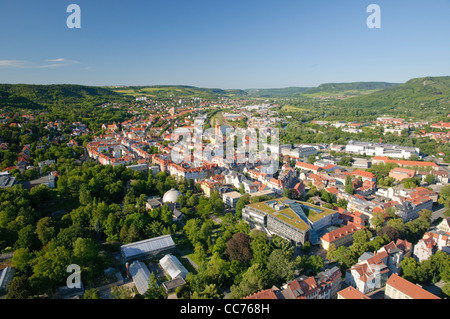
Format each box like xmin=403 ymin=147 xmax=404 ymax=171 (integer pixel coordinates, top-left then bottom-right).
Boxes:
xmin=125 ymin=262 xmax=130 ymax=279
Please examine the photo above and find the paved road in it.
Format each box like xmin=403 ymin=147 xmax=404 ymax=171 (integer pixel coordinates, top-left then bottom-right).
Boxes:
xmin=181 ymin=255 xmax=199 ymax=270
xmin=431 ymin=206 xmax=447 ymax=223
xmin=0 ymin=253 xmax=13 ymax=262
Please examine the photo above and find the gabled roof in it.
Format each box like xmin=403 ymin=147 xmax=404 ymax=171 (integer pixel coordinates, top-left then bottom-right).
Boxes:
xmin=244 ymin=288 xmax=284 ymax=299
xmin=321 ymin=223 xmax=361 ymax=243
xmin=386 ymin=274 xmax=440 ymax=299
xmin=352 ymin=169 xmax=376 ymax=179
xmin=338 ymin=286 xmax=370 ymax=299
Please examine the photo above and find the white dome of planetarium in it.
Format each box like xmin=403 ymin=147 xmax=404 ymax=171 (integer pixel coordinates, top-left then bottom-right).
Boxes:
xmin=162 ymin=188 xmax=181 ymax=204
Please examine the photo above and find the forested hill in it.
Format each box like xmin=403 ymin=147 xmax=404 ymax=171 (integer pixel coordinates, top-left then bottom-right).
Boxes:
xmin=244 ymin=87 xmax=312 ymax=98
xmin=0 ymin=84 xmax=127 ymax=110
xmin=109 ymin=85 xmax=248 ymax=100
xmin=335 ymin=76 xmax=450 ymax=118
xmin=302 ymin=82 xmax=400 ymax=95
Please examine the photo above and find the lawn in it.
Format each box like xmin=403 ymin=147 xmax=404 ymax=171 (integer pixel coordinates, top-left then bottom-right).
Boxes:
xmin=281 ymin=104 xmax=308 ymax=112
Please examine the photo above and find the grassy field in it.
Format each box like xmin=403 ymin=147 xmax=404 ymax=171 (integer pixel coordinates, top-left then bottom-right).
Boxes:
xmin=281 ymin=104 xmax=308 ymax=112
xmin=301 ymin=89 xmax=382 ymax=98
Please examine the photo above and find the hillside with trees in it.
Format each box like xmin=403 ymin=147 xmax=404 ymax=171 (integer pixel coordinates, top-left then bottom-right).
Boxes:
xmin=0 ymin=84 xmax=128 ymax=110
xmin=335 ymin=76 xmax=450 ymax=118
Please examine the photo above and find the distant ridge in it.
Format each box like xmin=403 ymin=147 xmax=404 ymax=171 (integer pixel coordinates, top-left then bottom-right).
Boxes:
xmin=1 ymin=77 xmax=450 ymax=115
xmin=335 ymin=76 xmax=450 ymax=114
xmin=0 ymin=83 xmax=125 ymax=110
xmin=302 ymin=81 xmax=401 ymax=95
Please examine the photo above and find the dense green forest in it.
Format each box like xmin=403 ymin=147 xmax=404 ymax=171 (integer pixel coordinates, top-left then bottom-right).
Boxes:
xmin=0 ymin=84 xmax=128 ymax=110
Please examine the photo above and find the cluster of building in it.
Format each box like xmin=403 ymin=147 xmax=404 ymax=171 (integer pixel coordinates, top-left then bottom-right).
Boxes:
xmin=245 ymin=266 xmax=342 ymax=300
xmin=247 ymin=218 xmax=449 ymax=300
xmin=291 ymin=152 xmax=448 ymax=228
xmin=345 ymin=140 xmax=420 ymax=159
xmin=120 ymin=234 xmax=189 ymax=295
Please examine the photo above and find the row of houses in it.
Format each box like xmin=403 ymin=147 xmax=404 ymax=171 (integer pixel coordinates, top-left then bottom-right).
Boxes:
xmin=120 ymin=234 xmax=189 ymax=295
xmin=245 ymin=267 xmax=342 ymax=300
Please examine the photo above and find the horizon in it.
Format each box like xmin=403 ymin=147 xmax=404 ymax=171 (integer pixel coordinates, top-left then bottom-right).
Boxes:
xmin=1 ymin=1 xmax=450 ymax=88
xmin=0 ymin=76 xmax=446 ymax=90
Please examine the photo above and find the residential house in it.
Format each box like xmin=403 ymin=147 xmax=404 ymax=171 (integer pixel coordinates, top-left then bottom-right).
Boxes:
xmin=355 ymin=180 xmax=376 ymax=196
xmin=422 ymin=231 xmax=450 ymax=254
xmin=199 ymin=180 xmax=220 ymax=197
xmin=345 ymin=250 xmax=390 ymax=294
xmin=281 ymin=267 xmax=341 ymax=299
xmin=437 ymin=217 xmax=450 ymax=233
xmin=413 ymin=237 xmax=437 ymax=262
xmin=292 ymin=182 xmax=306 ymax=199
xmin=244 ymin=287 xmax=285 ymax=300
xmin=377 ymin=239 xmax=412 ymax=274
xmin=352 ymin=169 xmax=377 ymax=183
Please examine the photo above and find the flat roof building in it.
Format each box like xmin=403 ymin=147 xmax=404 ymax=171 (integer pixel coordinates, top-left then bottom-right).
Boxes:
xmin=242 ymin=198 xmax=340 ymax=245
xmin=222 ymin=191 xmax=242 ymax=208
xmin=0 ymin=175 xmax=16 ymax=189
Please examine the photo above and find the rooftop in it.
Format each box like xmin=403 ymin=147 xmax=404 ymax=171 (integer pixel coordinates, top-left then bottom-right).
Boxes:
xmin=247 ymin=198 xmax=338 ymax=231
xmin=129 ymin=261 xmax=151 ymax=295
xmin=386 ymin=274 xmax=440 ymax=299
xmin=338 ymin=286 xmax=371 ymax=299
xmin=121 ymin=234 xmax=175 ymax=260
xmin=223 ymin=191 xmax=242 ymax=199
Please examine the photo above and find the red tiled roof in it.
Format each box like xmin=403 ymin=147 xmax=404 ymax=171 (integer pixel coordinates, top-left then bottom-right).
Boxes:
xmin=338 ymin=286 xmax=371 ymax=299
xmin=373 ymin=157 xmax=438 ymax=168
xmin=352 ymin=169 xmax=376 ymax=179
xmin=244 ymin=288 xmax=281 ymax=299
xmin=321 ymin=224 xmax=362 ymax=243
xmin=295 ymin=161 xmax=320 ymax=171
xmin=386 ymin=274 xmax=440 ymax=299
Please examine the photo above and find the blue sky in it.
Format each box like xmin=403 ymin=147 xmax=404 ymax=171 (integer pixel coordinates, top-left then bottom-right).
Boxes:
xmin=0 ymin=0 xmax=449 ymax=88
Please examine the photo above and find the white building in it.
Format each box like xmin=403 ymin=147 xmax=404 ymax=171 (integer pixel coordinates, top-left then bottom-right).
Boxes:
xmin=222 ymin=191 xmax=242 ymax=208
xmin=345 ymin=140 xmax=419 ymax=159
xmin=159 ymin=254 xmax=189 ymax=280
xmin=413 ymin=237 xmax=437 ymax=262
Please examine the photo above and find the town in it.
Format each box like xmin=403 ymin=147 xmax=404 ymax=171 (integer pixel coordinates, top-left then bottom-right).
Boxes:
xmin=0 ymin=88 xmax=449 ymax=301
